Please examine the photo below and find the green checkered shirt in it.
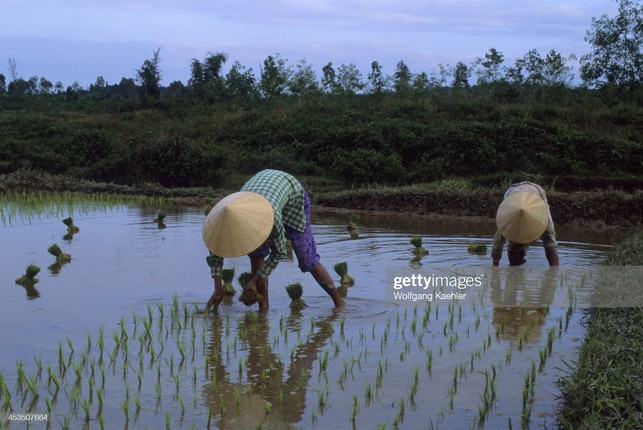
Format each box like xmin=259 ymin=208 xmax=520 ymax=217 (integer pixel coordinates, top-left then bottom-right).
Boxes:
xmin=208 ymin=169 xmax=306 ymax=279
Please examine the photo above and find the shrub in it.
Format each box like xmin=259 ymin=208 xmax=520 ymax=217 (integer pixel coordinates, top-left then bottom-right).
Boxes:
xmin=331 ymin=148 xmax=404 ymax=185
xmin=136 ymin=137 xmax=229 ymax=187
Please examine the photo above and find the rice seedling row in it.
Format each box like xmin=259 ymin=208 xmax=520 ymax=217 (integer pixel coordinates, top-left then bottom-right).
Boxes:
xmin=0 ymin=197 xmax=607 ymax=428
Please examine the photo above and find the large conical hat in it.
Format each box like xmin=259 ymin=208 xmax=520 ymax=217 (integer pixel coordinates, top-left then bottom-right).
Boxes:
xmin=202 ymin=192 xmax=274 ymax=258
xmin=496 ymin=192 xmax=548 ymax=244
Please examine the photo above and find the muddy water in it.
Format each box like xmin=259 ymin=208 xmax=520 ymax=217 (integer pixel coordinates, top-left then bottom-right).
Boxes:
xmin=0 ymin=203 xmax=626 ymax=429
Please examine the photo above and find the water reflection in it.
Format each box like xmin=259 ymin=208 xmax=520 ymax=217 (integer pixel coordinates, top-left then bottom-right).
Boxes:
xmin=48 ymin=260 xmax=70 ymax=275
xmin=203 ymin=309 xmax=339 ymax=428
xmin=346 ymin=214 xmax=359 ymax=240
xmin=63 ymin=231 xmax=77 ymax=242
xmin=17 ymin=280 xmax=41 ymax=299
xmin=490 ymin=268 xmax=559 ymax=342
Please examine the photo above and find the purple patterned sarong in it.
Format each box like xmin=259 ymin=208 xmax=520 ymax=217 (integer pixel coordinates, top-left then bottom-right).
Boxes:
xmin=248 ymin=189 xmax=320 ymax=273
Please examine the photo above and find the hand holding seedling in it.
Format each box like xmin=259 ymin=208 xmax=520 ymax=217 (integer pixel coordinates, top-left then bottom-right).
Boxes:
xmin=204 ymin=274 xmax=226 ymax=313
xmin=238 ymin=273 xmax=267 ymax=309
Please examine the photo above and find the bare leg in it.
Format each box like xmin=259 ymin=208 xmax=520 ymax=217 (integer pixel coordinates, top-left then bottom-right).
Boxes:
xmin=545 ymin=247 xmax=559 ymax=266
xmin=310 ymin=262 xmax=345 ymax=307
xmin=250 ymin=256 xmax=269 ymax=310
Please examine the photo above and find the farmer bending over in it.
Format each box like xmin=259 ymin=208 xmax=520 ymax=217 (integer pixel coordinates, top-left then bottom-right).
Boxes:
xmin=203 ymin=169 xmax=345 ymax=310
xmin=492 ymin=181 xmax=559 ymax=267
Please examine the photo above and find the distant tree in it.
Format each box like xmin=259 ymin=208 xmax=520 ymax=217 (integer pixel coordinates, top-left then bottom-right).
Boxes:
xmin=505 ymin=59 xmax=525 ymax=85
xmin=136 ymin=47 xmax=162 ymax=99
xmin=428 ymin=63 xmax=451 ymax=89
xmin=0 ymin=74 xmax=6 ymax=95
xmin=505 ymin=50 xmax=546 ymax=86
xmin=452 ymin=62 xmax=471 ymax=89
xmin=476 ymin=48 xmax=505 ymax=84
xmin=38 ymin=77 xmax=53 ymax=94
xmin=27 ymin=76 xmax=38 ymax=94
xmin=543 ymin=49 xmax=576 ymax=86
xmin=54 ymin=81 xmax=64 ymax=94
xmin=393 ymin=60 xmax=412 ymax=94
xmin=7 ymin=78 xmax=31 ymax=96
xmin=165 ymin=80 xmax=187 ymax=98
xmin=89 ymin=76 xmax=107 ymax=98
xmin=580 ymin=0 xmax=642 ymax=90
xmin=259 ymin=54 xmax=291 ymax=98
xmin=203 ymin=52 xmax=228 ymax=81
xmin=521 ymin=49 xmax=546 ymax=85
xmin=336 ymin=63 xmax=364 ymax=94
xmin=189 ymin=59 xmax=204 ymax=90
xmin=321 ymin=62 xmax=339 ymax=94
xmin=7 ymin=58 xmax=18 ymax=83
xmin=118 ymin=77 xmax=137 ymax=99
xmin=189 ymin=52 xmax=228 ymax=102
xmin=65 ymin=82 xmax=82 ymax=102
xmin=411 ymin=72 xmax=431 ymax=96
xmin=289 ymin=59 xmax=319 ymax=98
xmin=225 ymin=61 xmax=257 ymax=107
xmin=367 ymin=60 xmax=388 ymax=94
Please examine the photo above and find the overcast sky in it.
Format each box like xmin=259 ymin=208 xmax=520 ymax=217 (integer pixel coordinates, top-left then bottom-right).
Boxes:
xmin=0 ymin=0 xmax=619 ymax=88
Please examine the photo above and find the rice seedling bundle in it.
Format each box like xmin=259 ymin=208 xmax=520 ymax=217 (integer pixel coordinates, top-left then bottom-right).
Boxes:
xmin=285 ymin=283 xmax=307 ymax=310
xmin=62 ymin=217 xmax=79 ymax=233
xmin=222 ymin=268 xmax=236 ymax=296
xmin=467 ymin=243 xmax=487 ymax=254
xmin=337 ymin=285 xmax=348 ymax=297
xmin=203 ymin=198 xmax=214 ymax=216
xmin=347 ymin=214 xmax=359 ymax=231
xmin=333 ymin=262 xmax=355 ymax=288
xmin=48 ymin=243 xmax=72 ymax=263
xmin=154 ymin=210 xmax=166 ymax=223
xmin=154 ymin=210 xmax=167 ymax=229
xmin=16 ymin=264 xmax=40 ymax=286
xmin=410 ymin=236 xmax=428 ymax=256
xmin=237 ymin=272 xmax=261 ymax=306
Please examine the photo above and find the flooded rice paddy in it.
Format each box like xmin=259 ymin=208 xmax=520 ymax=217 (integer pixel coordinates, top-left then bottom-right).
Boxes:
xmin=0 ymin=199 xmax=628 ymax=429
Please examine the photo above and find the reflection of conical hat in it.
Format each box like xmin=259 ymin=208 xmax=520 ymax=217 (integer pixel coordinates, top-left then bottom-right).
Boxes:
xmin=496 ymin=192 xmax=548 ymax=244
xmin=202 ymin=192 xmax=274 ymax=258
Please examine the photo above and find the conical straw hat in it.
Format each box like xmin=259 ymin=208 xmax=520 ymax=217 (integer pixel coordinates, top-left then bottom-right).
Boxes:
xmin=202 ymin=192 xmax=274 ymax=258
xmin=496 ymin=192 xmax=548 ymax=244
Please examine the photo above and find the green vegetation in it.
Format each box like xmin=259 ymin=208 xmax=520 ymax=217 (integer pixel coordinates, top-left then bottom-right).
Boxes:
xmin=314 ymin=182 xmax=642 ymax=227
xmin=557 ymin=232 xmax=643 ymax=429
xmin=48 ymin=243 xmax=72 ymax=263
xmin=62 ymin=217 xmax=79 ymax=233
xmin=285 ymin=283 xmax=307 ymax=310
xmin=221 ymin=268 xmax=237 ymax=296
xmin=0 ymin=1 xmax=639 ymax=191
xmin=1 ymin=93 xmax=639 ymax=191
xmin=410 ymin=236 xmax=428 ymax=256
xmin=237 ymin=272 xmax=261 ymax=306
xmin=468 ymin=243 xmax=487 ymax=254
xmin=333 ymin=262 xmax=355 ymax=288
xmin=15 ymin=264 xmax=40 ymax=286
xmin=347 ymin=214 xmax=359 ymax=232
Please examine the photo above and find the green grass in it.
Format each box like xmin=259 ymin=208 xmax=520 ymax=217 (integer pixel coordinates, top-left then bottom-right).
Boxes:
xmin=557 ymin=232 xmax=643 ymax=429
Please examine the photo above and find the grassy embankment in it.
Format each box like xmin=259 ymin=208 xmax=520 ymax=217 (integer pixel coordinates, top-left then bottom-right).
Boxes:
xmin=0 ymin=170 xmax=641 ymax=228
xmin=557 ymin=232 xmax=643 ymax=429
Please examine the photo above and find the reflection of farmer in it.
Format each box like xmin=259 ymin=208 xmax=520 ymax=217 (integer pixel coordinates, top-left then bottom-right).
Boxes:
xmin=203 ymin=169 xmax=345 ymax=310
xmin=490 ymin=267 xmax=558 ymax=342
xmin=491 ymin=182 xmax=559 ymax=266
xmin=203 ymin=310 xmax=338 ymax=427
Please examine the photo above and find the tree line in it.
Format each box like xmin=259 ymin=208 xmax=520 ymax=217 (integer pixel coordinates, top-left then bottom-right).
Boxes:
xmin=0 ymin=0 xmax=639 ymax=191
xmin=0 ymin=0 xmax=641 ymax=104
